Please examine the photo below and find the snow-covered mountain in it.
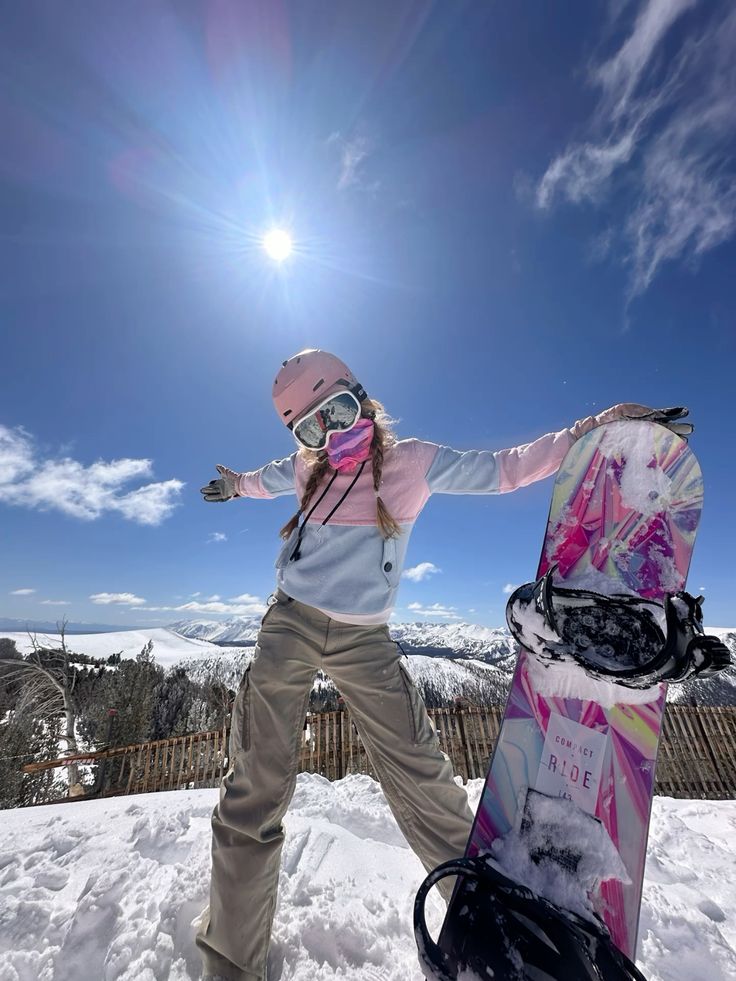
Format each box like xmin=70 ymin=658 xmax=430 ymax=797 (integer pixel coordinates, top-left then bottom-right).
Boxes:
xmin=166 ymin=617 xmax=521 ymax=705
xmin=1 ymin=627 xmax=224 ymax=668
xmin=167 ymin=616 xmax=262 ymax=645
xmin=169 ymin=616 xmax=519 ymax=661
xmin=169 ymin=617 xmax=736 ymax=705
xmin=3 ymin=620 xmax=734 ymax=705
xmin=174 ymin=648 xmax=512 ymax=708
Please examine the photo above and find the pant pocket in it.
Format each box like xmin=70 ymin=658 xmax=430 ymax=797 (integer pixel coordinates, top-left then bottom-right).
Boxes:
xmin=398 ymin=661 xmax=419 ymax=744
xmin=229 ymin=664 xmax=252 ymax=756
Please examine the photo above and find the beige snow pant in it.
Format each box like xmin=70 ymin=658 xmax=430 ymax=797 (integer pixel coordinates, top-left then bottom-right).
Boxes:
xmin=195 ymin=591 xmax=475 ymax=981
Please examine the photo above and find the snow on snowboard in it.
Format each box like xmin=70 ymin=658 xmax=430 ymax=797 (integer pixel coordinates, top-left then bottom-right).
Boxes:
xmin=415 ymin=419 xmax=731 ymax=980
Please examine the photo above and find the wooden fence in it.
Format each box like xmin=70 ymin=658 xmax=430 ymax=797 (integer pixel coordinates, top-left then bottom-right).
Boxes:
xmin=21 ymin=704 xmax=736 ymax=804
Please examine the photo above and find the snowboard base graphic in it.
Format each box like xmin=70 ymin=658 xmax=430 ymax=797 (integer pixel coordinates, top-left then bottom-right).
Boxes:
xmin=440 ymin=421 xmax=703 ymax=969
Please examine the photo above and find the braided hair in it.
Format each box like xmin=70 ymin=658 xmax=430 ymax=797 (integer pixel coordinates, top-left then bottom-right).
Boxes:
xmin=279 ymin=398 xmax=401 ymax=541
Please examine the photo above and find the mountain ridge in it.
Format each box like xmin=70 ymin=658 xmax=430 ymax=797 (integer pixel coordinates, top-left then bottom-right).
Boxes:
xmin=169 ymin=616 xmax=736 ymax=706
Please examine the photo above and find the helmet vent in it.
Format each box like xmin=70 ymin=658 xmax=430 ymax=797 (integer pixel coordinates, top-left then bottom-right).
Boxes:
xmin=312 ymin=378 xmax=325 ymax=393
xmin=283 ymin=409 xmax=292 ymax=418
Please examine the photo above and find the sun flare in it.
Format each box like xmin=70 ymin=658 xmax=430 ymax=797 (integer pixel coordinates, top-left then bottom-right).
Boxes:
xmin=262 ymin=228 xmax=293 ymax=262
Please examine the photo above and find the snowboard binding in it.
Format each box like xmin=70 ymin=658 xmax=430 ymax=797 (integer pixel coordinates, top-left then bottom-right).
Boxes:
xmin=506 ymin=567 xmax=731 ymax=689
xmin=414 ymin=855 xmax=648 ymax=981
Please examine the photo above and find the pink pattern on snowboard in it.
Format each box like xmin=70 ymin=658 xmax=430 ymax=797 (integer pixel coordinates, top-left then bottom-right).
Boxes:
xmin=463 ymin=421 xmax=702 ymax=959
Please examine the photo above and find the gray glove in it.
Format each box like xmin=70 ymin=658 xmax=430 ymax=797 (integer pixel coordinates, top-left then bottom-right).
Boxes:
xmin=200 ymin=465 xmax=240 ymax=503
xmin=621 ymin=405 xmax=694 ymax=438
xmin=571 ymin=404 xmax=694 ymax=441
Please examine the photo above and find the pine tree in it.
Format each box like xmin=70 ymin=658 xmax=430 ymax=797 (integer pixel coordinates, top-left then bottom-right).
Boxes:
xmin=0 ymin=622 xmax=110 ymax=796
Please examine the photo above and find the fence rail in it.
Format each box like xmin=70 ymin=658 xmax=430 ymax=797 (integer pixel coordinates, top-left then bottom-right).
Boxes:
xmin=21 ymin=704 xmax=736 ymax=804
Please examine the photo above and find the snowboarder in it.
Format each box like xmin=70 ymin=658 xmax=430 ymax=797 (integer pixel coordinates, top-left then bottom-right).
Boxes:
xmin=195 ymin=348 xmax=670 ymax=981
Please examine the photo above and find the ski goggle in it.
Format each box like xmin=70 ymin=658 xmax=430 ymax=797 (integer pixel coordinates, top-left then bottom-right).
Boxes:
xmin=290 ymin=389 xmax=363 ymax=449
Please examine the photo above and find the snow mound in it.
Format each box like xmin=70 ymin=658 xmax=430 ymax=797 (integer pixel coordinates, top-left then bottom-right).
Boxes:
xmin=0 ymin=776 xmax=735 ymax=979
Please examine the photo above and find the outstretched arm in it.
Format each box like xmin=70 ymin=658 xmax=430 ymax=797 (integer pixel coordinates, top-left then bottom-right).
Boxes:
xmin=200 ymin=454 xmax=297 ymax=503
xmin=422 ymin=403 xmax=664 ymax=495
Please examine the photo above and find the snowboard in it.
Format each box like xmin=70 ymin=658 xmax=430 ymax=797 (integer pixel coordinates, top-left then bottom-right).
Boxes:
xmin=435 ymin=420 xmax=703 ymax=974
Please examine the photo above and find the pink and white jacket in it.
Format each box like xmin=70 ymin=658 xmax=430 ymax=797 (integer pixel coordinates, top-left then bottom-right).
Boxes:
xmin=229 ymin=406 xmax=642 ymax=624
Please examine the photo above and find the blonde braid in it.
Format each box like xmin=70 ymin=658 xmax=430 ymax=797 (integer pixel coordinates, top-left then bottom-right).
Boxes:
xmin=367 ymin=404 xmax=401 ymax=540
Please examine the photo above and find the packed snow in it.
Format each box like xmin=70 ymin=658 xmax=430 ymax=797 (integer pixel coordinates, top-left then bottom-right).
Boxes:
xmin=526 ymin=651 xmax=663 ymax=707
xmin=1 ymin=775 xmax=735 ymax=981
xmin=604 ymin=424 xmax=676 ymax=520
xmin=488 ymin=792 xmax=630 ymax=921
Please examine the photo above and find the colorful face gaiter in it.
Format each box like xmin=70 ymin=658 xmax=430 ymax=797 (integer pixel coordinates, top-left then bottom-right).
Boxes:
xmin=326 ymin=418 xmax=374 ymax=473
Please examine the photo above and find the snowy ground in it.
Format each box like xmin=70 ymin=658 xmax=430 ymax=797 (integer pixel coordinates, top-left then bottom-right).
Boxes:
xmin=1 ymin=776 xmax=735 ymax=981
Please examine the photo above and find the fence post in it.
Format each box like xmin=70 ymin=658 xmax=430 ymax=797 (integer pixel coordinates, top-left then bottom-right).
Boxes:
xmin=453 ymin=698 xmax=472 ymax=783
xmin=18 ymin=705 xmax=736 ymax=805
xmin=336 ymin=704 xmax=345 ymax=780
xmin=92 ymin=708 xmax=118 ymax=797
xmin=687 ymin=704 xmax=732 ymax=798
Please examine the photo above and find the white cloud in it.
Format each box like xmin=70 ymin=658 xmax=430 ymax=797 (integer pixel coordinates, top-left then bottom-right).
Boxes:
xmin=228 ymin=593 xmax=263 ymax=605
xmin=0 ymin=425 xmax=34 ymax=485
xmin=536 ymin=122 xmax=642 ymax=211
xmin=594 ymin=0 xmax=697 ymax=120
xmin=535 ymin=2 xmax=736 ymax=296
xmin=328 ymin=131 xmax=379 ymax=193
xmin=10 ymin=588 xmax=35 ymax=595
xmin=405 ymin=602 xmax=461 ymax=621
xmin=143 ymin=597 xmax=267 ymax=616
xmin=90 ymin=592 xmax=147 ymax=607
xmin=402 ymin=562 xmax=441 ymax=583
xmin=502 ymin=583 xmax=516 ymax=594
xmin=113 ymin=478 xmax=184 ymax=526
xmin=208 ymin=532 xmax=228 ymax=543
xmin=177 ymin=600 xmax=265 ymax=615
xmin=0 ymin=424 xmax=183 ymax=526
xmin=41 ymin=600 xmax=70 ymax=606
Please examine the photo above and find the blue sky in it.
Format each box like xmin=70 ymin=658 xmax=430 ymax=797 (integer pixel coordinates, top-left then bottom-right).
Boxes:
xmin=1 ymin=0 xmax=735 ymax=628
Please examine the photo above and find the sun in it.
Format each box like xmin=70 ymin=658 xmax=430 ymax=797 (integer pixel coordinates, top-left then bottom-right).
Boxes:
xmin=262 ymin=228 xmax=293 ymax=262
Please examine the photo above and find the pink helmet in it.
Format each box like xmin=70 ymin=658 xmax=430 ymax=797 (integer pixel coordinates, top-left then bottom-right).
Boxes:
xmin=272 ymin=349 xmax=367 ymax=428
